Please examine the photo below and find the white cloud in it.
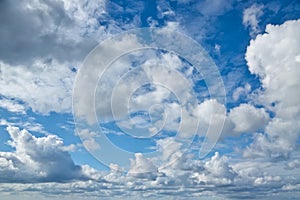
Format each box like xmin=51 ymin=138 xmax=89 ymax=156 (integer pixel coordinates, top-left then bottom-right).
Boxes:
xmin=0 ymin=1 xmax=299 ymax=198
xmin=73 ymin=33 xmax=144 ymax=124
xmin=156 ymin=138 xmax=183 ymax=163
xmin=194 ymin=99 xmax=229 ymax=137
xmin=244 ymin=19 xmax=300 ymax=159
xmin=0 ymin=99 xmax=26 ymax=114
xmin=203 ymin=152 xmax=237 ymax=183
xmin=243 ymin=4 xmax=264 ymax=37
xmin=0 ymin=60 xmax=75 ymax=114
xmin=0 ymin=144 xmax=296 ymax=199
xmin=0 ymin=0 xmax=118 ymax=115
xmin=194 ymin=100 xmax=270 ymax=137
xmin=0 ymin=126 xmax=86 ymax=182
xmin=229 ymin=104 xmax=269 ymax=133
xmin=77 ymin=129 xmax=100 ymax=151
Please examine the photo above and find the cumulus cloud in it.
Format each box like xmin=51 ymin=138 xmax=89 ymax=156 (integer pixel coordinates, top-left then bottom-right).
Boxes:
xmin=195 ymin=99 xmax=270 ymax=137
xmin=77 ymin=129 xmax=100 ymax=151
xmin=286 ymin=159 xmax=300 ymax=170
xmin=0 ymin=0 xmax=112 ymax=66
xmin=0 ymin=0 xmax=119 ymax=115
xmin=202 ymin=152 xmax=237 ymax=185
xmin=0 ymin=139 xmax=294 ymax=199
xmin=1 ymin=0 xmax=299 ymax=198
xmin=73 ymin=33 xmax=144 ymax=124
xmin=244 ymin=19 xmax=300 ymax=159
xmin=127 ymin=153 xmax=158 ymax=180
xmin=0 ymin=126 xmax=87 ymax=182
xmin=232 ymin=83 xmax=251 ymax=102
xmin=229 ymin=104 xmax=269 ymax=133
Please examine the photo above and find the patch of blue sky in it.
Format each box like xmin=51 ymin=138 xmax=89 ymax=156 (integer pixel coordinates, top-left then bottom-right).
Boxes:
xmin=188 ymin=133 xmax=252 ymax=159
xmin=0 ymin=126 xmax=12 ymax=152
xmin=100 ymin=119 xmax=180 ymax=153
xmin=105 ymin=131 xmax=157 ymax=153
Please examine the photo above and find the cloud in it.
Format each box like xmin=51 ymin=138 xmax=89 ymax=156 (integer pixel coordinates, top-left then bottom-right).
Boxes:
xmin=0 ymin=126 xmax=87 ymax=182
xmin=0 ymin=99 xmax=26 ymax=114
xmin=195 ymin=100 xmax=270 ymax=136
xmin=0 ymin=1 xmax=299 ymax=198
xmin=0 ymin=0 xmax=119 ymax=115
xmin=232 ymin=83 xmax=251 ymax=102
xmin=127 ymin=153 xmax=158 ymax=180
xmin=202 ymin=152 xmax=237 ymax=184
xmin=244 ymin=19 xmax=300 ymax=159
xmin=229 ymin=103 xmax=270 ymax=133
xmin=76 ymin=129 xmax=100 ymax=151
xmin=243 ymin=4 xmax=264 ymax=37
xmin=0 ymin=60 xmax=75 ymax=114
xmin=0 ymin=142 xmax=296 ymax=199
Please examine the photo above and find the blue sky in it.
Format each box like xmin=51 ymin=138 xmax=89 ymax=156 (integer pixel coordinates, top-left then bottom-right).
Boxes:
xmin=0 ymin=0 xmax=300 ymax=199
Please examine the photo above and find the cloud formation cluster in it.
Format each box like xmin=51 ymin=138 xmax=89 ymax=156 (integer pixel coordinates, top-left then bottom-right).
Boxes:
xmin=0 ymin=0 xmax=300 ymax=199
xmin=0 ymin=125 xmax=296 ymax=199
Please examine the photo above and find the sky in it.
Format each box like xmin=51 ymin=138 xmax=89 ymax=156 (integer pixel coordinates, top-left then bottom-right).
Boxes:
xmin=0 ymin=0 xmax=300 ymax=199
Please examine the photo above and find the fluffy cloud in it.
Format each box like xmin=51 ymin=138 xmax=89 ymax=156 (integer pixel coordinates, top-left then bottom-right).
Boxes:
xmin=229 ymin=104 xmax=269 ymax=133
xmin=204 ymin=152 xmax=236 ymax=180
xmin=0 ymin=138 xmax=295 ymax=199
xmin=1 ymin=0 xmax=299 ymax=198
xmin=195 ymin=99 xmax=270 ymax=137
xmin=244 ymin=19 xmax=300 ymax=159
xmin=0 ymin=0 xmax=118 ymax=115
xmin=127 ymin=153 xmax=158 ymax=180
xmin=0 ymin=126 xmax=87 ymax=182
xmin=0 ymin=99 xmax=26 ymax=114
xmin=0 ymin=60 xmax=75 ymax=114
xmin=232 ymin=83 xmax=251 ymax=102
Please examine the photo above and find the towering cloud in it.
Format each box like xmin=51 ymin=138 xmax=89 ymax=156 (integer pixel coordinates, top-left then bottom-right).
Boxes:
xmin=244 ymin=20 xmax=300 ymax=159
xmin=0 ymin=126 xmax=86 ymax=182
